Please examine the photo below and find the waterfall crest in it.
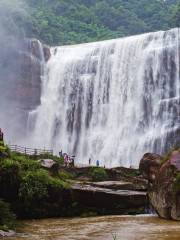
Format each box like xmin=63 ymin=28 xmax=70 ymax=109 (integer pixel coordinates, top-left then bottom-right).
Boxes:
xmin=28 ymin=28 xmax=180 ymax=168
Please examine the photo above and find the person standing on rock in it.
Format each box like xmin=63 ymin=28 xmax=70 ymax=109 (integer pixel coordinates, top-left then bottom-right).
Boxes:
xmin=0 ymin=128 xmax=4 ymax=141
xmin=96 ymin=160 xmax=100 ymax=167
xmin=63 ymin=153 xmax=68 ymax=167
xmin=59 ymin=150 xmax=63 ymax=157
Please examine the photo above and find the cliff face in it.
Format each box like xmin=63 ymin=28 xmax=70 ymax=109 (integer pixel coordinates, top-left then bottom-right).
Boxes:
xmin=139 ymin=151 xmax=180 ymax=221
xmin=0 ymin=38 xmax=50 ymax=142
xmin=16 ymin=39 xmax=50 ymax=111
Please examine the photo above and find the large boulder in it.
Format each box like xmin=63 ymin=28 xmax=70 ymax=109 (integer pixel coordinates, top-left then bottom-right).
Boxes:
xmin=71 ymin=181 xmax=147 ymax=215
xmin=139 ymin=150 xmax=180 ymax=220
xmin=139 ymin=153 xmax=162 ymax=182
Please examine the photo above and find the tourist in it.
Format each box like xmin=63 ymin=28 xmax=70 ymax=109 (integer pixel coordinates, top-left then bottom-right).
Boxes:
xmin=67 ymin=155 xmax=71 ymax=167
xmin=59 ymin=150 xmax=63 ymax=157
xmin=70 ymin=156 xmax=75 ymax=167
xmin=89 ymin=158 xmax=91 ymax=165
xmin=96 ymin=160 xmax=100 ymax=167
xmin=0 ymin=128 xmax=4 ymax=141
xmin=63 ymin=153 xmax=68 ymax=167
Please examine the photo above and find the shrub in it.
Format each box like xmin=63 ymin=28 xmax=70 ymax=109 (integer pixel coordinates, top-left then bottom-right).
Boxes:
xmin=0 ymin=199 xmax=16 ymax=230
xmin=19 ymin=169 xmax=51 ymax=203
xmin=19 ymin=169 xmax=69 ymax=206
xmin=59 ymin=170 xmax=73 ymax=180
xmin=0 ymin=143 xmax=10 ymax=159
xmin=0 ymin=145 xmax=6 ymax=152
xmin=89 ymin=167 xmax=108 ymax=181
xmin=0 ymin=159 xmax=21 ymax=185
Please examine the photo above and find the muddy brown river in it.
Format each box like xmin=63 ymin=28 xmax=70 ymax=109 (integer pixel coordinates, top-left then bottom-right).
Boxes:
xmin=8 ymin=215 xmax=180 ymax=240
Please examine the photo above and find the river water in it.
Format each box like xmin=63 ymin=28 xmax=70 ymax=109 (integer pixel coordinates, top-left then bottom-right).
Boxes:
xmin=9 ymin=215 xmax=180 ymax=240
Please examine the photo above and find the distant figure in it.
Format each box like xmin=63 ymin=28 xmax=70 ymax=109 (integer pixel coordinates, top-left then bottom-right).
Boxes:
xmin=89 ymin=158 xmax=91 ymax=165
xmin=59 ymin=150 xmax=63 ymax=157
xmin=70 ymin=156 xmax=75 ymax=167
xmin=96 ymin=160 xmax=100 ymax=167
xmin=0 ymin=128 xmax=4 ymax=141
xmin=63 ymin=153 xmax=68 ymax=167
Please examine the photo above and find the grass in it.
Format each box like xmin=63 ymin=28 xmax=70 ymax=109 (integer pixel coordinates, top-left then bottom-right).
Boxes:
xmin=89 ymin=167 xmax=108 ymax=181
xmin=112 ymin=233 xmax=118 ymax=240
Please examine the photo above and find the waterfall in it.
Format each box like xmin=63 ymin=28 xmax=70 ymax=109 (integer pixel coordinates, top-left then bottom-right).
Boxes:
xmin=28 ymin=28 xmax=180 ymax=168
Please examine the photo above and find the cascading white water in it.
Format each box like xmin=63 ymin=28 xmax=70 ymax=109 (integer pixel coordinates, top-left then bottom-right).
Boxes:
xmin=28 ymin=28 xmax=180 ymax=168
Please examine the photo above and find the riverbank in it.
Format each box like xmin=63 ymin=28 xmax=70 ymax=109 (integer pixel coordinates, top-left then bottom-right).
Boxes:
xmin=7 ymin=215 xmax=180 ymax=240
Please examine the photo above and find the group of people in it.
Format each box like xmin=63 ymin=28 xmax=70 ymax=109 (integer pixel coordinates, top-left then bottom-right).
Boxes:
xmin=0 ymin=128 xmax=4 ymax=141
xmin=59 ymin=150 xmax=75 ymax=167
xmin=59 ymin=152 xmax=101 ymax=168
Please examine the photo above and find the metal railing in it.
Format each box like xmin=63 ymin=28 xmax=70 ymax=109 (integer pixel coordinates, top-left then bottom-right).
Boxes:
xmin=9 ymin=145 xmax=53 ymax=156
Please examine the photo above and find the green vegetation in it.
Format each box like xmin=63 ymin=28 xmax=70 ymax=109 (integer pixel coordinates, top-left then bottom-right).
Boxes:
xmin=112 ymin=234 xmax=118 ymax=240
xmin=89 ymin=167 xmax=108 ymax=181
xmin=0 ymin=199 xmax=16 ymax=231
xmin=1 ymin=0 xmax=179 ymax=46
xmin=171 ymin=2 xmax=180 ymax=27
xmin=0 ymin=140 xmax=8 ymax=155
xmin=0 ymin=147 xmax=70 ymax=225
xmin=58 ymin=170 xmax=73 ymax=181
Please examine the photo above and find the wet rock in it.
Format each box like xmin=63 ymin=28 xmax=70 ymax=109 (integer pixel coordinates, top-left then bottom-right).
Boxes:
xmin=139 ymin=151 xmax=180 ymax=221
xmin=43 ymin=45 xmax=51 ymax=62
xmin=0 ymin=230 xmax=15 ymax=237
xmin=91 ymin=181 xmax=146 ymax=191
xmin=139 ymin=153 xmax=162 ymax=183
xmin=40 ymin=159 xmax=56 ymax=168
xmin=0 ymin=38 xmax=50 ymax=140
xmin=71 ymin=182 xmax=147 ymax=215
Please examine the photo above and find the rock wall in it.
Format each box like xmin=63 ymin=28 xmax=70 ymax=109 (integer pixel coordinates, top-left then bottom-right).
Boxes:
xmin=0 ymin=38 xmax=50 ymax=143
xmin=139 ymin=150 xmax=180 ymax=221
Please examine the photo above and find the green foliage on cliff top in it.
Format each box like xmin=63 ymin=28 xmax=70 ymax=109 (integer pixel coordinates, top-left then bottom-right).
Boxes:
xmin=1 ymin=0 xmax=179 ymax=45
xmin=0 ymin=150 xmax=69 ymax=220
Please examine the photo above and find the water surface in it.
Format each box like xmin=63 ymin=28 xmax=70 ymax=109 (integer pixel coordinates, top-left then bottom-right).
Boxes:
xmin=9 ymin=215 xmax=180 ymax=240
